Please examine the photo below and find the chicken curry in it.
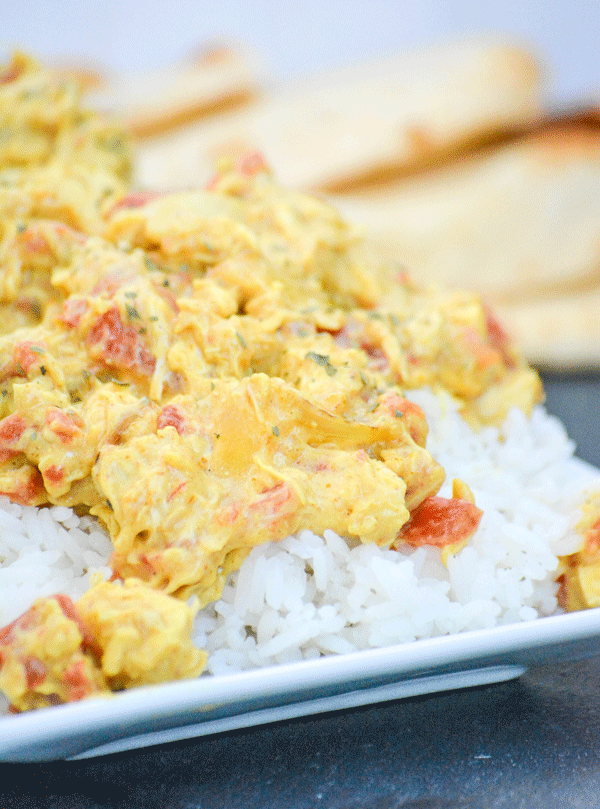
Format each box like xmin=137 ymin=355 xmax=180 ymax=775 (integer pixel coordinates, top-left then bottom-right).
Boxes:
xmin=0 ymin=54 xmax=555 ymax=712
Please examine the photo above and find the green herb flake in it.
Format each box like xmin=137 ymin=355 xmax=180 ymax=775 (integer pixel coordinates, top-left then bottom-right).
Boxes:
xmin=306 ymin=351 xmax=337 ymax=377
xmin=40 ymin=365 xmax=47 ymax=376
xmin=235 ymin=332 xmax=247 ymax=349
xmin=394 ymin=409 xmax=404 ymax=418
xmin=144 ymin=256 xmax=160 ymax=272
xmin=272 ymin=425 xmax=280 ymax=437
xmin=99 ymin=135 xmax=123 ymax=152
xmin=367 ymin=401 xmax=380 ymax=413
xmin=125 ymin=304 xmax=140 ymax=320
xmin=124 ymin=291 xmax=137 ymax=299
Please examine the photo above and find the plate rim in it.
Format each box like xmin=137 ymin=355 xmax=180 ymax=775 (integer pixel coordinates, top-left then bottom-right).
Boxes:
xmin=2 ymin=604 xmax=600 ymax=761
xmin=2 ymin=455 xmax=600 ymax=761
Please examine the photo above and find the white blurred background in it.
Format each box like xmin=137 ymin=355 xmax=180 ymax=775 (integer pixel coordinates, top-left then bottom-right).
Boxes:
xmin=1 ymin=0 xmax=599 ymax=106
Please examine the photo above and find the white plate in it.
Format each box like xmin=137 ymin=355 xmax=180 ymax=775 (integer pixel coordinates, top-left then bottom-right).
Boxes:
xmin=2 ymin=604 xmax=600 ymax=761
xmin=3 ymin=456 xmax=600 ymax=762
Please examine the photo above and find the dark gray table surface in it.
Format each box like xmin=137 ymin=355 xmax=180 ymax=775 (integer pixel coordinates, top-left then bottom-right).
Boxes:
xmin=1 ymin=372 xmax=600 ymax=809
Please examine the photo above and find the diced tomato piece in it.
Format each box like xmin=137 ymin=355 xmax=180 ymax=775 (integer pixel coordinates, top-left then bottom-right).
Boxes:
xmin=380 ymin=393 xmax=427 ymax=444
xmin=91 ymin=269 xmax=138 ymax=297
xmin=237 ymin=151 xmax=269 ymax=177
xmin=247 ymin=482 xmax=296 ymax=530
xmin=157 ymin=404 xmax=186 ymax=435
xmin=0 ymin=448 xmax=19 ymax=464
xmin=462 ymin=327 xmax=502 ymax=370
xmin=0 ymin=413 xmax=27 ymax=463
xmin=584 ymin=517 xmax=600 ymax=559
xmin=0 ymin=342 xmax=47 ymax=381
xmin=205 ymin=151 xmax=269 ymax=189
xmin=214 ymin=502 xmax=240 ymax=527
xmin=108 ymin=190 xmax=163 ymax=214
xmin=13 ymin=342 xmax=45 ymax=378
xmin=43 ymin=464 xmax=64 ymax=485
xmin=395 ymin=269 xmax=412 ymax=285
xmin=0 ymin=414 xmax=26 ymax=444
xmin=0 ymin=467 xmax=44 ymax=505
xmin=62 ymin=660 xmax=93 ymax=701
xmin=58 ymin=297 xmax=89 ymax=328
xmin=18 ymin=229 xmax=50 ymax=256
xmin=361 ymin=343 xmax=389 ymax=374
xmin=86 ymin=308 xmax=156 ymax=376
xmin=17 ymin=223 xmax=86 ymax=256
xmin=396 ymin=495 xmax=483 ymax=549
xmin=483 ymin=304 xmax=515 ymax=369
xmin=0 ymin=58 xmax=24 ymax=84
xmin=23 ymin=656 xmax=47 ymax=688
xmin=484 ymin=305 xmax=509 ymax=348
xmin=44 ymin=408 xmax=84 ymax=443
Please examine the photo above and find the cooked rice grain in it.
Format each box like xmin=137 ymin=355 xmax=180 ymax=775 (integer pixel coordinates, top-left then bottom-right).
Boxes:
xmin=200 ymin=390 xmax=600 ymax=674
xmin=1 ymin=389 xmax=599 ymax=695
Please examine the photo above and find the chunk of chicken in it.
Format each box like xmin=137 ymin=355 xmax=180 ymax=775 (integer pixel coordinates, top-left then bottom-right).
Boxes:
xmin=0 ymin=579 xmax=206 ymax=712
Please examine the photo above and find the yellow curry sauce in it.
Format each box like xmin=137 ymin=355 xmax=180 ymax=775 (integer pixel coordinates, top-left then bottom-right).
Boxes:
xmin=0 ymin=55 xmax=547 ymax=711
xmin=558 ymin=492 xmax=600 ymax=611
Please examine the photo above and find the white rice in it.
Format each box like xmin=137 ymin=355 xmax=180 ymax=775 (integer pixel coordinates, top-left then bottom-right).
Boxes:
xmin=196 ymin=391 xmax=600 ymax=674
xmin=0 ymin=504 xmax=113 ymax=627
xmin=1 ymin=388 xmax=599 ymax=708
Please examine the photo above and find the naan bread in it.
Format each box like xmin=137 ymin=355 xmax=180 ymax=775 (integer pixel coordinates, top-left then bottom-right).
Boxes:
xmin=332 ymin=121 xmax=600 ymax=303
xmin=88 ymin=44 xmax=264 ymax=137
xmin=135 ymin=37 xmax=542 ymax=191
xmin=496 ymin=286 xmax=600 ymax=369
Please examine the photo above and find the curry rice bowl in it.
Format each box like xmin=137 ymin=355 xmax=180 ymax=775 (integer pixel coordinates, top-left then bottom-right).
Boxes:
xmin=0 ymin=387 xmax=597 ymax=710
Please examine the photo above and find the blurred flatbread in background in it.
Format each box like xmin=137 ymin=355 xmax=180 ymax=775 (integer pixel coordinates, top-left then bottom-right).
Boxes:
xmin=88 ymin=43 xmax=265 ymax=137
xmin=331 ymin=118 xmax=600 ymax=303
xmin=134 ymin=37 xmax=543 ymax=191
xmin=495 ymin=286 xmax=600 ymax=369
